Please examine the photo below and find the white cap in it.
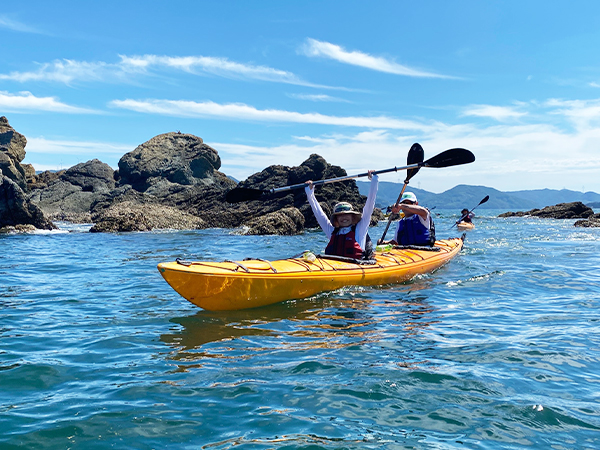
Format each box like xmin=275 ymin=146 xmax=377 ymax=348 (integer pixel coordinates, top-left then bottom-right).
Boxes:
xmin=400 ymin=192 xmax=418 ymax=203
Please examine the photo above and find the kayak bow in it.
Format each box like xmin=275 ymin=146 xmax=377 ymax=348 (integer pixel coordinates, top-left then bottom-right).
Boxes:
xmin=158 ymin=237 xmax=464 ymax=311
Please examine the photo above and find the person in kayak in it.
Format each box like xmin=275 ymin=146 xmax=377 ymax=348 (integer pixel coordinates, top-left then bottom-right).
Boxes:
xmin=383 ymin=192 xmax=435 ymax=246
xmin=458 ymin=208 xmax=474 ymax=223
xmin=305 ymin=170 xmax=378 ymax=259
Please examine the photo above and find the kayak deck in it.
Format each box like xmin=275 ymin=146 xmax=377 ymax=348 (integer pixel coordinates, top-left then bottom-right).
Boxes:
xmin=158 ymin=237 xmax=464 ymax=311
xmin=456 ymin=221 xmax=475 ymax=230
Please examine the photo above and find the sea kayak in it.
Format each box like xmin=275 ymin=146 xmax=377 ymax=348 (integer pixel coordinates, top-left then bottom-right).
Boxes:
xmin=158 ymin=237 xmax=464 ymax=311
xmin=456 ymin=221 xmax=475 ymax=231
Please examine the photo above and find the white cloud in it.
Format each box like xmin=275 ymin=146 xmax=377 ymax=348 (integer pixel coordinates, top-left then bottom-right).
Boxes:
xmin=0 ymin=15 xmax=40 ymax=33
xmin=26 ymin=137 xmax=132 ymax=156
xmin=545 ymin=98 xmax=600 ymax=130
xmin=301 ymin=38 xmax=453 ymax=79
xmin=23 ymin=137 xmax=135 ymax=171
xmin=462 ymin=104 xmax=526 ymax=121
xmin=109 ymin=98 xmax=434 ymax=131
xmin=0 ymin=54 xmax=338 ymax=89
xmin=212 ymin=102 xmax=600 ymax=193
xmin=288 ymin=93 xmax=351 ymax=102
xmin=0 ymin=91 xmax=98 ymax=114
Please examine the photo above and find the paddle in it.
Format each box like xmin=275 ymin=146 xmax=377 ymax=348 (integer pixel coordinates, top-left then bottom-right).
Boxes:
xmin=452 ymin=195 xmax=490 ymax=227
xmin=225 ymin=147 xmax=475 ymax=203
xmin=377 ymin=143 xmax=424 ymax=244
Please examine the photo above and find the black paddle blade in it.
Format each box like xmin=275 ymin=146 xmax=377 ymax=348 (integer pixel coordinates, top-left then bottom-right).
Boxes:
xmin=225 ymin=187 xmax=266 ymax=203
xmin=480 ymin=195 xmax=490 ymax=205
xmin=406 ymin=143 xmax=424 ymax=182
xmin=423 ymin=148 xmax=475 ymax=168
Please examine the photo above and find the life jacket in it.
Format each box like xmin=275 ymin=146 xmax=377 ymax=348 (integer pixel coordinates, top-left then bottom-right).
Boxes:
xmin=325 ymin=225 xmax=373 ymax=259
xmin=396 ymin=213 xmax=436 ymax=246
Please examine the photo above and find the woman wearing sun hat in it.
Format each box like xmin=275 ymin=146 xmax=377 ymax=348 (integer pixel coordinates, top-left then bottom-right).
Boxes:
xmin=385 ymin=191 xmax=435 ymax=246
xmin=305 ymin=170 xmax=378 ymax=259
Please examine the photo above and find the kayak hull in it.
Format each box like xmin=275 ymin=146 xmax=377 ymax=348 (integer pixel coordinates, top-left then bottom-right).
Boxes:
xmin=158 ymin=238 xmax=464 ymax=311
xmin=456 ymin=221 xmax=475 ymax=230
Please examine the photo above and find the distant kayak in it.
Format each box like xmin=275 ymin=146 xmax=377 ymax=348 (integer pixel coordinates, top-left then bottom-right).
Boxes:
xmin=158 ymin=237 xmax=465 ymax=311
xmin=456 ymin=221 xmax=475 ymax=230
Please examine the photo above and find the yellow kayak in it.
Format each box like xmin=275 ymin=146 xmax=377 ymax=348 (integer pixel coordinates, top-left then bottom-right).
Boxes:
xmin=158 ymin=237 xmax=464 ymax=311
xmin=456 ymin=221 xmax=475 ymax=231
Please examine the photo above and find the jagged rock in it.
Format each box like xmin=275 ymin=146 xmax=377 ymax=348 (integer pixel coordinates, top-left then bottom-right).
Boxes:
xmin=29 ymin=159 xmax=116 ymax=222
xmin=242 ymin=207 xmax=305 ymax=235
xmin=28 ymin=169 xmax=66 ymax=190
xmin=499 ymin=202 xmax=594 ymax=219
xmin=61 ymin=159 xmax=116 ymax=192
xmin=0 ymin=174 xmax=55 ymax=230
xmin=89 ymin=201 xmax=206 ymax=232
xmin=0 ymin=116 xmax=28 ymax=191
xmin=0 ymin=224 xmax=37 ymax=234
xmin=118 ymin=132 xmax=222 ymax=191
xmin=574 ymin=213 xmax=600 ymax=227
xmin=228 ymin=154 xmax=382 ymax=231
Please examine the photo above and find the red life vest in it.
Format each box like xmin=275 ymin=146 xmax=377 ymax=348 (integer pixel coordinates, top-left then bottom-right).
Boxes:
xmin=325 ymin=226 xmax=364 ymax=258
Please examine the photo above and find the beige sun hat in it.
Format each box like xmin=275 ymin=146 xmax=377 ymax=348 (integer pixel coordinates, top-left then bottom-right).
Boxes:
xmin=331 ymin=201 xmax=362 ymax=225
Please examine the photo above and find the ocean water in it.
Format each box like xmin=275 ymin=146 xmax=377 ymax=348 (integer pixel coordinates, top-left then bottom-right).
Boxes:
xmin=1 ymin=210 xmax=599 ymax=449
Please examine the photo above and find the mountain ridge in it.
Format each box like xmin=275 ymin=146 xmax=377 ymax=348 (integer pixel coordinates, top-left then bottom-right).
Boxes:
xmin=356 ymin=181 xmax=600 ymax=210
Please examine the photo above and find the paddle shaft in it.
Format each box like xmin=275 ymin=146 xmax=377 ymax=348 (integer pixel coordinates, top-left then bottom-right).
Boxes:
xmin=268 ymin=164 xmax=421 ymax=194
xmin=377 ymin=182 xmax=409 ymax=244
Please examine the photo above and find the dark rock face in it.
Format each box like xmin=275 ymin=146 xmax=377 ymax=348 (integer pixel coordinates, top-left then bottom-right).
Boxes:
xmin=28 ymin=169 xmax=65 ymax=191
xmin=230 ymin=154 xmax=380 ymax=230
xmin=0 ymin=116 xmax=28 ymax=191
xmin=29 ymin=159 xmax=116 ymax=223
xmin=61 ymin=159 xmax=116 ymax=193
xmin=0 ymin=174 xmax=56 ymax=230
xmin=499 ymin=202 xmax=594 ymax=219
xmin=118 ymin=132 xmax=221 ymax=191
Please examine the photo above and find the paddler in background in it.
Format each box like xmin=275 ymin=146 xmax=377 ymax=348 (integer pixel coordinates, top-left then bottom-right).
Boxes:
xmin=458 ymin=208 xmax=474 ymax=223
xmin=305 ymin=170 xmax=378 ymax=260
xmin=381 ymin=192 xmax=436 ymax=247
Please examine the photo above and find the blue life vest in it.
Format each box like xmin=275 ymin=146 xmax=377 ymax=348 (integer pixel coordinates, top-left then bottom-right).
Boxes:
xmin=396 ymin=214 xmax=434 ymax=246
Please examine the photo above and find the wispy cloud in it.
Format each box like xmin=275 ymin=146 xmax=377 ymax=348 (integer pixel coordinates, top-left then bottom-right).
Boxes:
xmin=301 ymin=38 xmax=453 ymax=79
xmin=0 ymin=54 xmax=341 ymax=89
xmin=462 ymin=104 xmax=526 ymax=121
xmin=288 ymin=93 xmax=351 ymax=102
xmin=26 ymin=137 xmax=133 ymax=156
xmin=545 ymin=98 xmax=600 ymax=130
xmin=109 ymin=98 xmax=433 ymax=131
xmin=0 ymin=91 xmax=99 ymax=114
xmin=0 ymin=14 xmax=41 ymax=33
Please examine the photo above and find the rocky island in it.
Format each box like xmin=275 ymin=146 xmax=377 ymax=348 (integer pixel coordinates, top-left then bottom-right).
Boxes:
xmin=1 ymin=116 xmax=381 ymax=234
xmin=499 ymin=202 xmax=600 ymax=227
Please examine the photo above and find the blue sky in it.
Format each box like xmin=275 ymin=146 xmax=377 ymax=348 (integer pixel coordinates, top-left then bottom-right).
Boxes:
xmin=2 ymin=1 xmax=600 ymax=193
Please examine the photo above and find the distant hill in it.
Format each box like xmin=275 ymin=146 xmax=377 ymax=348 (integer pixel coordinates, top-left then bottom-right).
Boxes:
xmin=356 ymin=182 xmax=600 ymax=210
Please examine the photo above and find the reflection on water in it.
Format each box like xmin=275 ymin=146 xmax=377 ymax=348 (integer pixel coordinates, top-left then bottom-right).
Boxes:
xmin=161 ymin=284 xmax=438 ymax=372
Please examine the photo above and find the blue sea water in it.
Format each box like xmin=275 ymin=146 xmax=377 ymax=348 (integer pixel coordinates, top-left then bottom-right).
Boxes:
xmin=1 ymin=210 xmax=599 ymax=449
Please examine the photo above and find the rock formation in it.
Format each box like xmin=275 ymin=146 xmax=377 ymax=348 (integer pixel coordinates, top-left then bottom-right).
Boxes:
xmin=89 ymin=201 xmax=205 ymax=232
xmin=0 ymin=172 xmax=55 ymax=231
xmin=0 ymin=117 xmax=55 ymax=231
xmin=0 ymin=116 xmax=28 ymax=191
xmin=29 ymin=159 xmax=116 ymax=222
xmin=499 ymin=202 xmax=594 ymax=219
xmin=574 ymin=213 xmax=600 ymax=228
xmin=2 ymin=117 xmax=380 ymax=234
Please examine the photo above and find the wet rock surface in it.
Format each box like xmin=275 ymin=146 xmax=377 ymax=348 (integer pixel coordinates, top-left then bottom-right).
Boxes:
xmin=499 ymin=202 xmax=594 ymax=219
